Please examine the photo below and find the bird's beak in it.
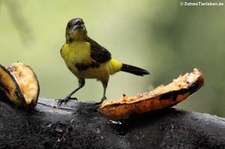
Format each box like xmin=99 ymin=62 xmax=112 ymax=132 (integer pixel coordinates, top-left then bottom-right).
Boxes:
xmin=73 ymin=24 xmax=85 ymax=31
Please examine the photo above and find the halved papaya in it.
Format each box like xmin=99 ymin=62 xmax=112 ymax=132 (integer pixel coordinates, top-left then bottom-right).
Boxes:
xmin=0 ymin=62 xmax=39 ymax=109
xmin=98 ymin=68 xmax=204 ymax=120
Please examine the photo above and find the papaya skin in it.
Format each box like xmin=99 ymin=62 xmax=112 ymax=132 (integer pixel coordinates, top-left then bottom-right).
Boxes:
xmin=0 ymin=64 xmax=25 ymax=106
xmin=98 ymin=69 xmax=204 ymax=120
xmin=0 ymin=62 xmax=39 ymax=109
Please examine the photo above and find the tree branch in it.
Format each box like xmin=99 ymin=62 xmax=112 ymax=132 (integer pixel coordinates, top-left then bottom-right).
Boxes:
xmin=0 ymin=98 xmax=225 ymax=149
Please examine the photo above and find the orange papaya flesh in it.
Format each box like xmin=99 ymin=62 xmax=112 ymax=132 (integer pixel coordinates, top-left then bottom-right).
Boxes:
xmin=98 ymin=68 xmax=204 ymax=120
xmin=0 ymin=62 xmax=39 ymax=109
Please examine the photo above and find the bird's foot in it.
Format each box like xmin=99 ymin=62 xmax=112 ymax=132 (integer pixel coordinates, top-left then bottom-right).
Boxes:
xmin=101 ymin=96 xmax=107 ymax=103
xmin=57 ymin=96 xmax=78 ymax=106
xmin=94 ymin=96 xmax=107 ymax=105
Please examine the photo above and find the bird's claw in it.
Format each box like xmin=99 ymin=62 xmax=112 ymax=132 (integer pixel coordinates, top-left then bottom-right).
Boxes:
xmin=101 ymin=96 xmax=107 ymax=103
xmin=57 ymin=97 xmax=78 ymax=106
xmin=94 ymin=96 xmax=107 ymax=105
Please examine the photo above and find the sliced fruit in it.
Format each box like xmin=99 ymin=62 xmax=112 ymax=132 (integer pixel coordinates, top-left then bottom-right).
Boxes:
xmin=0 ymin=62 xmax=39 ymax=109
xmin=98 ymin=68 xmax=204 ymax=120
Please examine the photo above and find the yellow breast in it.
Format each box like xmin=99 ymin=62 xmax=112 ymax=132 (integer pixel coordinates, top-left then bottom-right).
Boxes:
xmin=61 ymin=41 xmax=91 ymax=63
xmin=60 ymin=41 xmax=122 ymax=81
xmin=61 ymin=41 xmax=92 ymax=74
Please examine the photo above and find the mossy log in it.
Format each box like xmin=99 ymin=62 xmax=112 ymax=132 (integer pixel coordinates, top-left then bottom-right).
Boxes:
xmin=0 ymin=98 xmax=225 ymax=149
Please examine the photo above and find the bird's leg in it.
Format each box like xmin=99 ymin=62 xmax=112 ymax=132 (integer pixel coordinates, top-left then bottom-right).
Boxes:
xmin=100 ymin=81 xmax=108 ymax=103
xmin=94 ymin=80 xmax=108 ymax=105
xmin=58 ymin=78 xmax=85 ymax=106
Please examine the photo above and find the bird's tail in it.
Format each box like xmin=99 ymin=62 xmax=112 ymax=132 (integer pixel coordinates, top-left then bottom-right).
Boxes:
xmin=121 ymin=63 xmax=150 ymax=76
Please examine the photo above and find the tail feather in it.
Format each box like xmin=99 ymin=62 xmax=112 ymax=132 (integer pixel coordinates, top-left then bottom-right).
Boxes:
xmin=121 ymin=64 xmax=150 ymax=76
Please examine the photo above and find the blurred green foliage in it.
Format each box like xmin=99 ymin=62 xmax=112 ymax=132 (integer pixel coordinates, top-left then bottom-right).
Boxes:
xmin=0 ymin=0 xmax=224 ymax=116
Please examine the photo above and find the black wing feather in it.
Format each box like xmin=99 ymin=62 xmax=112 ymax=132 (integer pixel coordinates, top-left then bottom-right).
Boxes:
xmin=87 ymin=38 xmax=112 ymax=63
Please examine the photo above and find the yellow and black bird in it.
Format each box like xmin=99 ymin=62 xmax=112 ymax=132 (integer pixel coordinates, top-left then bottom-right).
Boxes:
xmin=58 ymin=18 xmax=149 ymax=105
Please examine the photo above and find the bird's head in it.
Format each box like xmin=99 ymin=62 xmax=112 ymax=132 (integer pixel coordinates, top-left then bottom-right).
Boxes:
xmin=65 ymin=18 xmax=87 ymax=42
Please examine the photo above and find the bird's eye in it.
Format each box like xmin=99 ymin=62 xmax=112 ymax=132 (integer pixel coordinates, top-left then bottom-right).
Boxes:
xmin=67 ymin=23 xmax=73 ymax=29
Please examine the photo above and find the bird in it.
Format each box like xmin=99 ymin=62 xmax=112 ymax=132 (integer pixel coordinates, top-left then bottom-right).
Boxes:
xmin=58 ymin=18 xmax=150 ymax=105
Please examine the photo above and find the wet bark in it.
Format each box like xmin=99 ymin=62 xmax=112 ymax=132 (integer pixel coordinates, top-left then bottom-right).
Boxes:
xmin=0 ymin=98 xmax=225 ymax=149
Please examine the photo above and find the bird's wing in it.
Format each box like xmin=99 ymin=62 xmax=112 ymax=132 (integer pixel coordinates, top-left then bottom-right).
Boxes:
xmin=87 ymin=38 xmax=112 ymax=63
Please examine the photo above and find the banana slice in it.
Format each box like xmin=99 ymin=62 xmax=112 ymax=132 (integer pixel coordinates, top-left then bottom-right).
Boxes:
xmin=98 ymin=68 xmax=204 ymax=120
xmin=0 ymin=62 xmax=39 ymax=109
